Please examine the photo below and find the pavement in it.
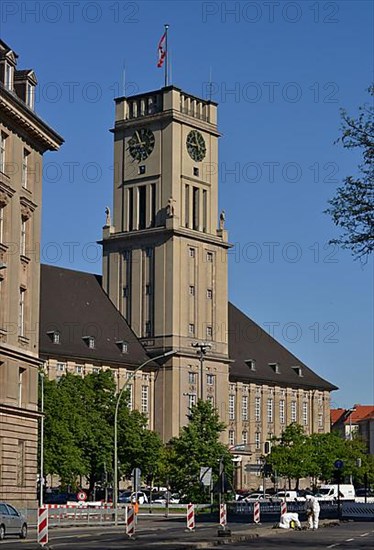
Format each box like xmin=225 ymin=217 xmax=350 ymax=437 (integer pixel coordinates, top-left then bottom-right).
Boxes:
xmin=1 ymin=517 xmax=372 ymax=549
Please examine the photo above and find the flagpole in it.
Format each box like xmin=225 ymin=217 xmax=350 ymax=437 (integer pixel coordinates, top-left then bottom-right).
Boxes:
xmin=164 ymin=24 xmax=169 ymax=87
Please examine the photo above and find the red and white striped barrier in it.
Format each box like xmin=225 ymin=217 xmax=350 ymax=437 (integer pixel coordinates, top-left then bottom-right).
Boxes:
xmin=219 ymin=503 xmax=227 ymax=527
xmin=38 ymin=506 xmax=48 ymax=547
xmin=186 ymin=503 xmax=195 ymax=531
xmin=253 ymin=500 xmax=260 ymax=523
xmin=126 ymin=506 xmax=135 ymax=537
xmin=280 ymin=499 xmax=287 ymax=517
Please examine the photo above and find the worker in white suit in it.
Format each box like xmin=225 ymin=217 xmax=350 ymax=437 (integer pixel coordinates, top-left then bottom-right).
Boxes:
xmin=278 ymin=512 xmax=302 ymax=529
xmin=305 ymin=494 xmax=320 ymax=529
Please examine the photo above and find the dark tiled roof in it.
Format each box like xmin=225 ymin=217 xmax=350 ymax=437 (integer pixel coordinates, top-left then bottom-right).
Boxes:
xmin=40 ymin=265 xmax=152 ymax=367
xmin=228 ymin=303 xmax=337 ymax=391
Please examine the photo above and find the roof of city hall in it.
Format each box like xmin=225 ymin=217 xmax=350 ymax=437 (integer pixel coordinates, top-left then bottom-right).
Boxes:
xmin=40 ymin=264 xmax=337 ymax=391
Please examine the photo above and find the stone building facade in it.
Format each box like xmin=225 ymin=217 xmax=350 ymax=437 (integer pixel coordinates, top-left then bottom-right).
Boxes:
xmin=0 ymin=40 xmax=63 ymax=508
xmin=39 ymin=85 xmax=336 ymax=490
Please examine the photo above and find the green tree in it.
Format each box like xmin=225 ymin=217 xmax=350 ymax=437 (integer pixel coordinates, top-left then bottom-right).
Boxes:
xmin=167 ymin=400 xmax=233 ymax=503
xmin=325 ymin=85 xmax=374 ymax=260
xmin=43 ymin=370 xmax=164 ymax=495
xmin=266 ymin=423 xmax=313 ymax=489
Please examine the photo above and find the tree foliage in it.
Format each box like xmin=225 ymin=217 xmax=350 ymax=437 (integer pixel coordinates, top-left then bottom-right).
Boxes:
xmin=43 ymin=371 xmax=163 ymax=494
xmin=167 ymin=400 xmax=233 ymax=502
xmin=267 ymin=423 xmax=373 ymax=489
xmin=325 ymin=85 xmax=374 ymax=260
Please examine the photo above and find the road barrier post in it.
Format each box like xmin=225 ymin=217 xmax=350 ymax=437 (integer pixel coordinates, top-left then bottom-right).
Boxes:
xmin=280 ymin=499 xmax=287 ymax=518
xmin=186 ymin=503 xmax=195 ymax=531
xmin=37 ymin=506 xmax=48 ymax=547
xmin=219 ymin=503 xmax=227 ymax=527
xmin=126 ymin=506 xmax=135 ymax=537
xmin=253 ymin=501 xmax=260 ymax=523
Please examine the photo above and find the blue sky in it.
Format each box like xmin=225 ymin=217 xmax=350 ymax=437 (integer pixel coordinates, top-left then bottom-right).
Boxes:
xmin=2 ymin=0 xmax=373 ymax=408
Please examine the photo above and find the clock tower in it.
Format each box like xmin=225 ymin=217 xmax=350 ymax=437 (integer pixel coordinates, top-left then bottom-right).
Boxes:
xmin=102 ymin=86 xmax=231 ymax=441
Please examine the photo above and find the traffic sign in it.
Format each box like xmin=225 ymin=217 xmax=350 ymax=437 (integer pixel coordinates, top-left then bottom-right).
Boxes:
xmin=334 ymin=459 xmax=344 ymax=469
xmin=77 ymin=490 xmax=87 ymax=501
xmin=199 ymin=466 xmax=212 ymax=486
xmin=131 ymin=468 xmax=141 ymax=492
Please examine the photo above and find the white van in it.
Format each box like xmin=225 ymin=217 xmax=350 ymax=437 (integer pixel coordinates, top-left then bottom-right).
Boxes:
xmin=275 ymin=490 xmax=305 ymax=502
xmin=315 ymin=484 xmax=355 ymax=501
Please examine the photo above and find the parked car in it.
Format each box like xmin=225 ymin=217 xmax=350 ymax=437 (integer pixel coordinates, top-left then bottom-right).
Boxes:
xmin=152 ymin=492 xmax=181 ymax=504
xmin=355 ymin=487 xmax=374 ymax=498
xmin=275 ymin=490 xmax=306 ymax=502
xmin=243 ymin=492 xmax=267 ymax=502
xmin=118 ymin=491 xmax=148 ymax=504
xmin=0 ymin=503 xmax=27 ymax=540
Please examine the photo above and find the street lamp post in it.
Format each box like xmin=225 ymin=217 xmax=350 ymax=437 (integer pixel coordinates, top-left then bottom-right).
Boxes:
xmin=113 ymin=349 xmax=177 ymax=524
xmin=347 ymin=407 xmax=356 ymax=484
xmin=191 ymin=342 xmax=211 ymax=400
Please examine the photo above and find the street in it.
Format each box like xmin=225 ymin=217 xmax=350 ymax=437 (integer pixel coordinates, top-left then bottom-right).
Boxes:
xmin=0 ymin=520 xmax=372 ymax=549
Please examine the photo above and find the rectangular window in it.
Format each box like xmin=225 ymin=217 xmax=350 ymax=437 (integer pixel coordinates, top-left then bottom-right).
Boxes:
xmin=255 ymin=396 xmax=261 ymax=422
xmin=5 ymin=63 xmax=13 ymax=90
xmin=22 ymin=149 xmax=30 ymax=188
xmin=189 ymin=285 xmax=195 ymax=296
xmin=267 ymin=398 xmax=273 ymax=423
xmin=20 ymin=218 xmax=27 ymax=256
xmin=206 ymin=374 xmax=214 ymax=386
xmin=0 ymin=205 xmax=4 ymax=243
xmin=206 ymin=326 xmax=212 ymax=339
xmin=88 ymin=337 xmax=95 ymax=349
xmin=188 ymin=393 xmax=197 ymax=409
xmin=26 ymin=82 xmax=35 ymax=109
xmin=229 ymin=430 xmax=235 ymax=446
xmin=145 ymin=321 xmax=152 ymax=337
xmin=192 ymin=186 xmax=199 ymax=230
xmin=18 ymin=367 xmax=26 ymax=407
xmin=16 ymin=440 xmax=25 ymax=487
xmin=318 ymin=413 xmax=323 ymax=427
xmin=188 ymin=323 xmax=195 ymax=336
xmin=127 ymin=384 xmax=133 ymax=410
xmin=229 ymin=394 xmax=235 ymax=420
xmin=185 ymin=185 xmax=190 ymax=228
xmin=291 ymin=401 xmax=297 ymax=422
xmin=207 ymin=394 xmax=214 ymax=407
xmin=206 ymin=251 xmax=213 ymax=262
xmin=303 ymin=402 xmax=308 ymax=426
xmin=255 ymin=432 xmax=261 ymax=450
xmin=242 ymin=431 xmax=248 ymax=445
xmin=57 ymin=362 xmax=66 ymax=373
xmin=138 ymin=185 xmax=146 ymax=229
xmin=202 ymin=189 xmax=207 ymax=232
xmin=189 ymin=247 xmax=195 ymax=258
xmin=145 ymin=284 xmax=151 ymax=295
xmin=279 ymin=399 xmax=285 ymax=424
xmin=141 ymin=385 xmax=149 ymax=413
xmin=188 ymin=372 xmax=196 ymax=384
xmin=242 ymin=395 xmax=248 ymax=420
xmin=151 ymin=183 xmax=156 ymax=226
xmin=92 ymin=367 xmax=100 ymax=374
xmin=0 ymin=132 xmax=7 ymax=173
xmin=128 ymin=187 xmax=134 ymax=231
xmin=18 ymin=288 xmax=26 ymax=336
xmin=206 ymin=288 xmax=213 ymax=299
xmin=76 ymin=365 xmax=83 ymax=375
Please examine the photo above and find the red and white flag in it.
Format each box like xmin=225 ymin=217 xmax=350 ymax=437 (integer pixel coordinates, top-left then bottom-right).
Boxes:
xmin=157 ymin=31 xmax=167 ymax=68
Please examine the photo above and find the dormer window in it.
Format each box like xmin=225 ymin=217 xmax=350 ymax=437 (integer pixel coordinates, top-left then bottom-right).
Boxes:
xmin=4 ymin=62 xmax=13 ymax=90
xmin=116 ymin=340 xmax=128 ymax=354
xmin=47 ymin=331 xmax=60 ymax=344
xmin=269 ymin=363 xmax=280 ymax=374
xmin=246 ymin=359 xmax=256 ymax=371
xmin=26 ymin=81 xmax=35 ymax=109
xmin=292 ymin=366 xmax=303 ymax=377
xmin=83 ymin=336 xmax=95 ymax=349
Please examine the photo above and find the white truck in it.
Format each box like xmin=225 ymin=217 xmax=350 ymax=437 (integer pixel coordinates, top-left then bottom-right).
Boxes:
xmin=275 ymin=490 xmax=305 ymax=502
xmin=315 ymin=484 xmax=355 ymax=501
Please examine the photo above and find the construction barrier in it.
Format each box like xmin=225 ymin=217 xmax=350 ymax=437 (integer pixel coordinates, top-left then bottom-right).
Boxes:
xmin=280 ymin=500 xmax=287 ymax=517
xmin=186 ymin=503 xmax=195 ymax=531
xmin=37 ymin=506 xmax=48 ymax=547
xmin=126 ymin=506 xmax=135 ymax=537
xmin=219 ymin=503 xmax=227 ymax=527
xmin=253 ymin=501 xmax=260 ymax=524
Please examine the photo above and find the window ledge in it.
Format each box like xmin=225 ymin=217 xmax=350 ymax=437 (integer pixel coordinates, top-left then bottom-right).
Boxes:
xmin=20 ymin=254 xmax=30 ymax=265
xmin=18 ymin=335 xmax=29 ymax=345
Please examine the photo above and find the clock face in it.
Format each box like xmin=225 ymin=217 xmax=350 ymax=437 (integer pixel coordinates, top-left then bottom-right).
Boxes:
xmin=186 ymin=130 xmax=206 ymax=162
xmin=128 ymin=128 xmax=155 ymax=161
